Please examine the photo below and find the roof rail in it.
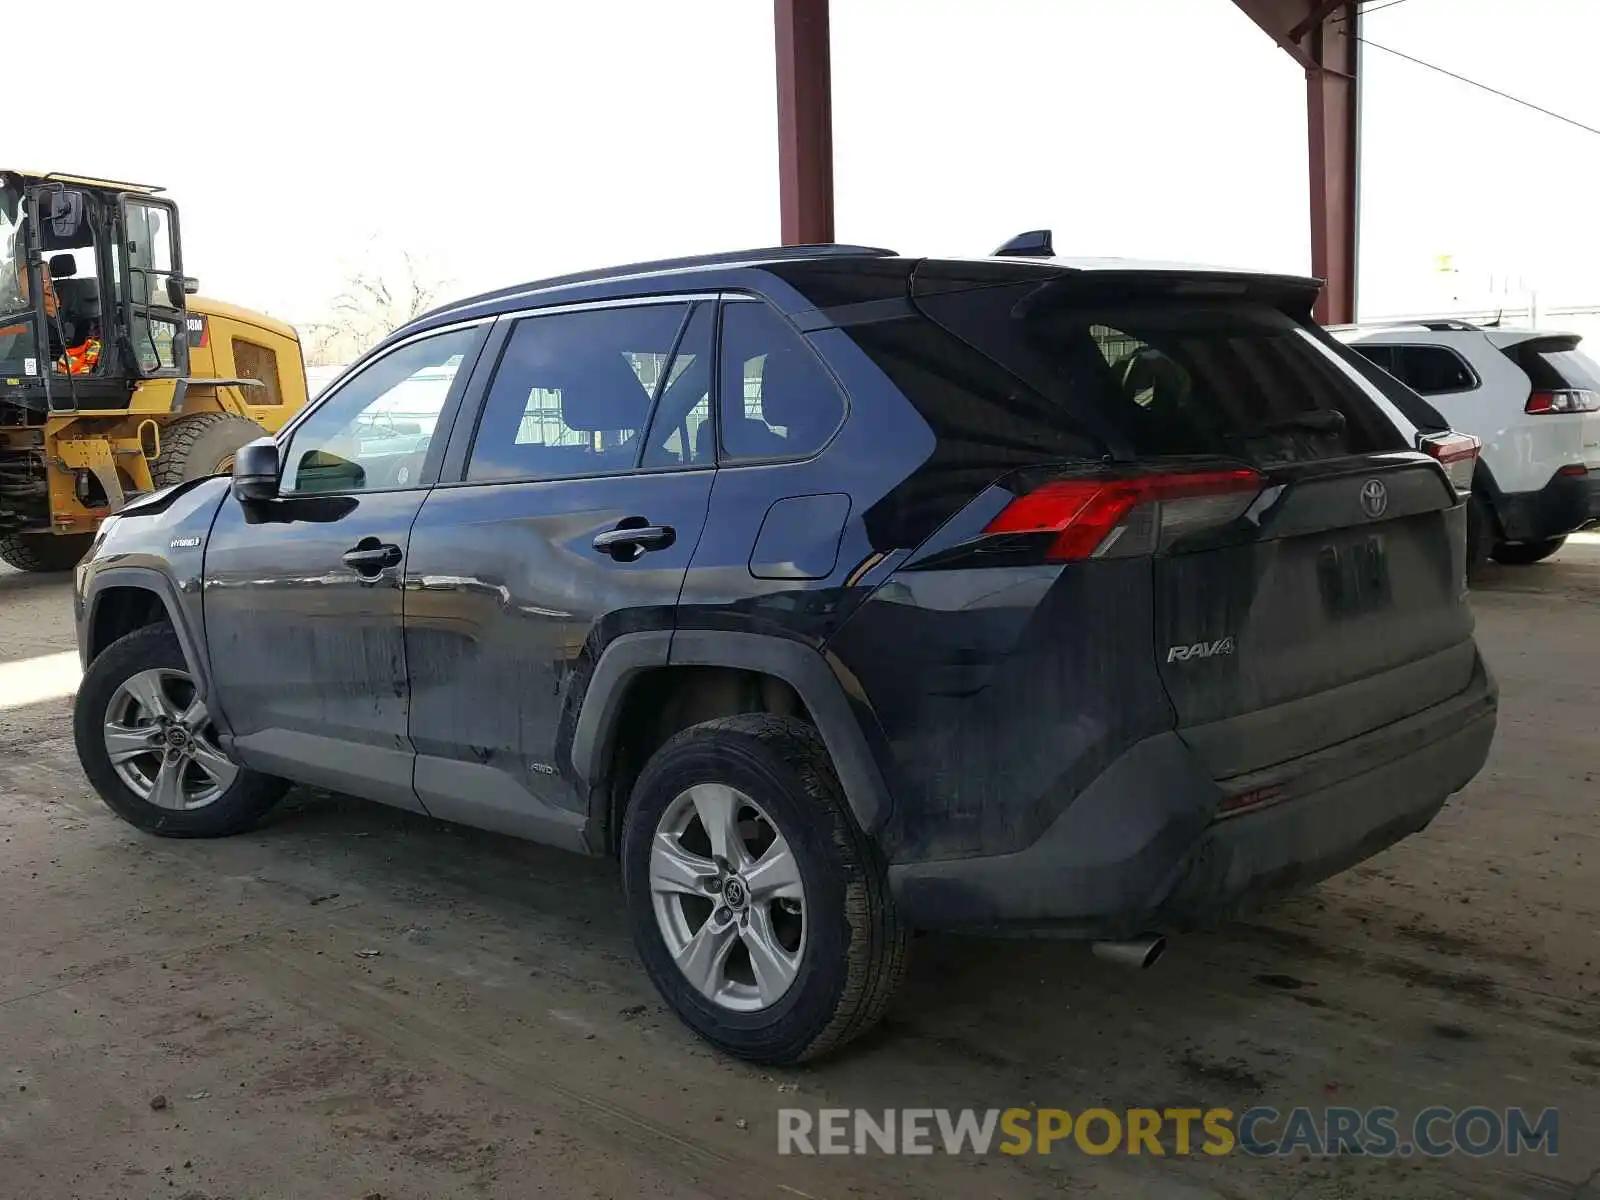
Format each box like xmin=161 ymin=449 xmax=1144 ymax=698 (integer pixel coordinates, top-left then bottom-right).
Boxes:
xmin=1351 ymin=318 xmax=1482 ymax=333
xmin=431 ymin=243 xmax=898 ymax=320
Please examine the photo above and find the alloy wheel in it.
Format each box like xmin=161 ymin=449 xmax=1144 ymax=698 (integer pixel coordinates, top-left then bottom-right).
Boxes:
xmin=650 ymin=783 xmax=806 ymax=1012
xmin=103 ymin=668 xmax=238 ymax=811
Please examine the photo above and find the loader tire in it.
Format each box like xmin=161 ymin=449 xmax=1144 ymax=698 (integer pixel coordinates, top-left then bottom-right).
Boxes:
xmin=152 ymin=413 xmax=267 ymax=488
xmin=0 ymin=532 xmax=93 ymax=573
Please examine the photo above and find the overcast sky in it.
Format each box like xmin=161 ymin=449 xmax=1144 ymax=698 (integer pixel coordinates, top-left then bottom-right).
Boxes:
xmin=16 ymin=0 xmax=1600 ymax=326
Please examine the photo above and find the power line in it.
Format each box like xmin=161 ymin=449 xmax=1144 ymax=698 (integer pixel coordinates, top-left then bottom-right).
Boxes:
xmin=1355 ymin=35 xmax=1600 ymax=139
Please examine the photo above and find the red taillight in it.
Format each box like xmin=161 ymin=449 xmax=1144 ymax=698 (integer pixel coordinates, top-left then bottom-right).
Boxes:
xmin=1527 ymin=389 xmax=1600 ymax=414
xmin=1558 ymin=464 xmax=1588 ymax=478
xmin=1417 ymin=430 xmax=1480 ymax=493
xmin=983 ymin=468 xmax=1264 ymax=562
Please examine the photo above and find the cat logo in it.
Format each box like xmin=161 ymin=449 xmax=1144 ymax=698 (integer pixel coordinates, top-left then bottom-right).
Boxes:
xmin=1166 ymin=637 xmax=1235 ymax=663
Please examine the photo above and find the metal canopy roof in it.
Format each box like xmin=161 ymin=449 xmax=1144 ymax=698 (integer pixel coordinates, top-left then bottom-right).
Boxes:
xmin=2 ymin=169 xmax=164 ymax=194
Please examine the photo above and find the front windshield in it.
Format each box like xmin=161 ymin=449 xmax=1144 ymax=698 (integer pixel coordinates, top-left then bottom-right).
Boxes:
xmin=1 ymin=181 xmax=27 ymax=316
xmin=0 ymin=181 xmax=41 ymax=378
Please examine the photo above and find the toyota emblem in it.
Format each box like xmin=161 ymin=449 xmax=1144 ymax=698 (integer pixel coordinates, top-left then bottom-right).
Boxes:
xmin=1359 ymin=478 xmax=1389 ymax=519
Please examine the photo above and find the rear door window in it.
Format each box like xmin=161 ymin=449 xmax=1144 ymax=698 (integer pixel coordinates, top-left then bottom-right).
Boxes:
xmin=466 ymin=303 xmax=689 ymax=482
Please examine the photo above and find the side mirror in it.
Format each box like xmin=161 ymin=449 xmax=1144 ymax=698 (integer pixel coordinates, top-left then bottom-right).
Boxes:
xmin=231 ymin=437 xmax=280 ymax=503
xmin=165 ymin=277 xmax=200 ymax=307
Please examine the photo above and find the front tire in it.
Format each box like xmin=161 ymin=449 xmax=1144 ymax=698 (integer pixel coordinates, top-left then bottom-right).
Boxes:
xmin=0 ymin=532 xmax=93 ymax=573
xmin=73 ymin=624 xmax=287 ymax=837
xmin=1490 ymin=536 xmax=1566 ymax=566
xmin=621 ymin=714 xmax=908 ymax=1064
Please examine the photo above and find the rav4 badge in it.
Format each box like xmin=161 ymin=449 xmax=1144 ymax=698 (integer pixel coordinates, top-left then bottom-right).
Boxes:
xmin=1166 ymin=637 xmax=1236 ymax=663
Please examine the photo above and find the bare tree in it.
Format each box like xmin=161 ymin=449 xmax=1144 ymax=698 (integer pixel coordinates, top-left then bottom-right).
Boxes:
xmin=299 ymin=248 xmax=451 ymax=367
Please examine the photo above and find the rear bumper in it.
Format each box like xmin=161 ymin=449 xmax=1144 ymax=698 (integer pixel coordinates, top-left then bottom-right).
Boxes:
xmin=888 ymin=654 xmax=1497 ymax=934
xmin=1498 ymin=469 xmax=1600 ymax=542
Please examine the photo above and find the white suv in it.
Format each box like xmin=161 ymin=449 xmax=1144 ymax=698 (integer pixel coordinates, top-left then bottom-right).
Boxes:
xmin=1335 ymin=321 xmax=1600 ymax=570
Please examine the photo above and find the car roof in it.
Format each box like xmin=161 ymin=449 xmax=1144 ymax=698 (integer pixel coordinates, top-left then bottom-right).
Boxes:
xmin=403 ymin=245 xmax=1321 ymax=341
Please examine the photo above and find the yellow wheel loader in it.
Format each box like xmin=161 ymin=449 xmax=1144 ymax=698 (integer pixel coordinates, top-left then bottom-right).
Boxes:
xmin=0 ymin=170 xmax=308 ymax=571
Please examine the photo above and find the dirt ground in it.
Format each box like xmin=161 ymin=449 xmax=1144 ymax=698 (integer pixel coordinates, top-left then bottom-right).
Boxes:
xmin=0 ymin=539 xmax=1596 ymax=1200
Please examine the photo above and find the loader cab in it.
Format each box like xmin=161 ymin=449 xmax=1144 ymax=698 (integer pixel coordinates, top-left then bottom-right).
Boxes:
xmin=0 ymin=170 xmax=191 ymax=411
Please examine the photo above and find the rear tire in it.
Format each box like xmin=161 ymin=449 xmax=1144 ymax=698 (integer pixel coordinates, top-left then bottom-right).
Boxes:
xmin=1491 ymin=536 xmax=1566 ymax=566
xmin=621 ymin=714 xmax=908 ymax=1064
xmin=73 ymin=624 xmax=287 ymax=837
xmin=0 ymin=532 xmax=93 ymax=573
xmin=152 ymin=413 xmax=267 ymax=488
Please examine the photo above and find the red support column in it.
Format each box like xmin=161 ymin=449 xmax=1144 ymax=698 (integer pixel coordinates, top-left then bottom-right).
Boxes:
xmin=774 ymin=0 xmax=835 ymax=245
xmin=1305 ymin=5 xmax=1359 ymax=324
xmin=1231 ymin=0 xmax=1361 ymax=324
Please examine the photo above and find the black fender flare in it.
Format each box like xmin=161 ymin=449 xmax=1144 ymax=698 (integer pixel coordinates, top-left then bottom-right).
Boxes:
xmin=569 ymin=628 xmax=893 ymax=843
xmin=1472 ymin=457 xmax=1507 ymax=531
xmin=82 ymin=566 xmax=216 ymax=711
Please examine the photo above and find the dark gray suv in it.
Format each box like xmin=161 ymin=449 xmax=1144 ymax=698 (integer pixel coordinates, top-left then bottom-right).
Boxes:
xmin=72 ymin=242 xmax=1497 ymax=1063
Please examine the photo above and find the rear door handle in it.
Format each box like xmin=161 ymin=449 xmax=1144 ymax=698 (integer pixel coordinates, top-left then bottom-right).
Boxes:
xmin=343 ymin=541 xmax=402 ymax=574
xmin=592 ymin=522 xmax=675 ymax=560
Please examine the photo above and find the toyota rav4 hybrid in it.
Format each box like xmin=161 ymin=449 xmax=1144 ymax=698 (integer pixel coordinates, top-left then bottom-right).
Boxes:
xmin=1335 ymin=320 xmax=1600 ymax=572
xmin=71 ymin=242 xmax=1498 ymax=1063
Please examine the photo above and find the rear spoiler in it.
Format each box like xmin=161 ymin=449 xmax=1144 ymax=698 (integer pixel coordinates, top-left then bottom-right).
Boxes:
xmin=912 ymin=259 xmax=1324 ymax=320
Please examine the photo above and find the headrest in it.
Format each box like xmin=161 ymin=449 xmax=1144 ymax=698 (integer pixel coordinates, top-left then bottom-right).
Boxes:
xmin=759 ymin=349 xmax=836 ymax=444
xmin=558 ymin=353 xmax=652 ymax=432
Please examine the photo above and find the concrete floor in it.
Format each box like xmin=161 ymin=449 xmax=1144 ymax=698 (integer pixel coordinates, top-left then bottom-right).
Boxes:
xmin=0 ymin=539 xmax=1596 ymax=1200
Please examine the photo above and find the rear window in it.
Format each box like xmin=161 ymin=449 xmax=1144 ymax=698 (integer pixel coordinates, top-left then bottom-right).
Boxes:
xmin=901 ymin=285 xmax=1405 ymax=468
xmin=1505 ymin=337 xmax=1600 ymax=391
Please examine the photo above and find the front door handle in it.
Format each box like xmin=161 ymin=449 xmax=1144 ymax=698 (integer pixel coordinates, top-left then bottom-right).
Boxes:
xmin=592 ymin=521 xmax=676 ymax=561
xmin=343 ymin=540 xmax=402 ymax=576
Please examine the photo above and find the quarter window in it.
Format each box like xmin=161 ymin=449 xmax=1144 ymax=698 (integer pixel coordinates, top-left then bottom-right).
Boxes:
xmin=1354 ymin=344 xmax=1478 ymax=395
xmin=467 ymin=304 xmax=690 ymax=482
xmin=717 ymin=301 xmax=845 ymax=462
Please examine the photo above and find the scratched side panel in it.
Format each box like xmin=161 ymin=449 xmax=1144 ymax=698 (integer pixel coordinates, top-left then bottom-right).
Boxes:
xmin=825 ymin=558 xmax=1175 ymax=864
xmin=200 ymin=490 xmax=427 ymax=810
xmin=403 ymin=471 xmax=713 ymax=833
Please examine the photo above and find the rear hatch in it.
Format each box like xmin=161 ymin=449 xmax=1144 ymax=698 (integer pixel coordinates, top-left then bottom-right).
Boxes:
xmin=907 ymin=264 xmax=1476 ymax=780
xmin=1493 ymin=333 xmax=1600 ymax=470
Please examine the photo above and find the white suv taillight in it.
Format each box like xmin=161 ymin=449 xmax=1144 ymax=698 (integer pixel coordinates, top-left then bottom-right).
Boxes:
xmin=1526 ymin=388 xmax=1600 ymax=414
xmin=1417 ymin=431 xmax=1479 ymax=493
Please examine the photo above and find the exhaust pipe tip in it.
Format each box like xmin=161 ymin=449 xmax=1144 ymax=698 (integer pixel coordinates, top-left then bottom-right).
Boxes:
xmin=1092 ymin=935 xmax=1167 ymax=970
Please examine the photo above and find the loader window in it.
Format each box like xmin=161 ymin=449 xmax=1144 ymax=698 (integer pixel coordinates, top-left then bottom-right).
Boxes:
xmin=122 ymin=200 xmax=183 ymax=376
